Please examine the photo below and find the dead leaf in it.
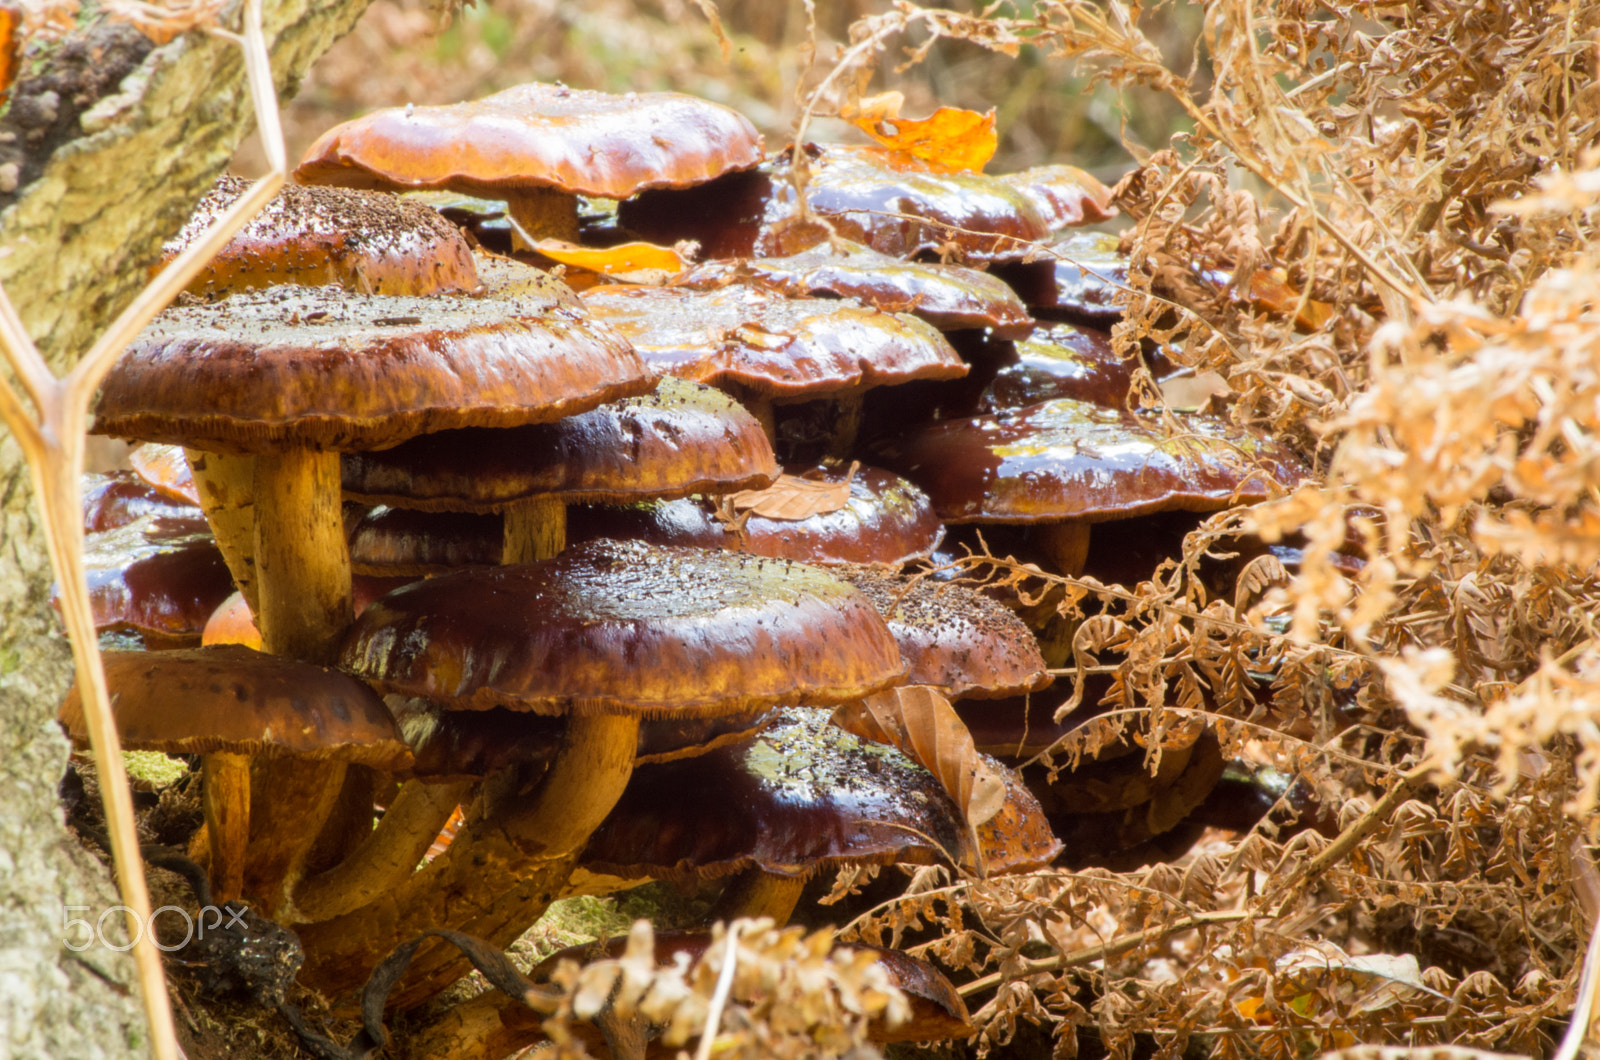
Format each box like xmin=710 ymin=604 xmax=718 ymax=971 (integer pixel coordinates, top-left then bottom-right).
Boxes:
xmin=831 ymin=685 xmax=1007 ymax=875
xmin=723 ymin=462 xmax=858 ymax=521
xmin=841 ymin=91 xmax=997 ymax=173
xmin=532 ymin=238 xmax=691 ymax=276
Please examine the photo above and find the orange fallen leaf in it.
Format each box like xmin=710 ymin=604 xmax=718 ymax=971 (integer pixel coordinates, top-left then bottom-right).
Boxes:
xmin=1248 ymin=269 xmax=1334 ymax=331
xmin=832 ymin=685 xmax=1007 ymax=874
xmin=532 ymin=238 xmax=690 ymax=276
xmin=724 ymin=461 xmax=858 ymax=520
xmin=841 ymin=91 xmax=997 ymax=173
xmin=0 ymin=3 xmax=17 ymax=101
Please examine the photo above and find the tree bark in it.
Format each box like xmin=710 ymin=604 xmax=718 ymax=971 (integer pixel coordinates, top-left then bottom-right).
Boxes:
xmin=0 ymin=1 xmax=371 ymax=1056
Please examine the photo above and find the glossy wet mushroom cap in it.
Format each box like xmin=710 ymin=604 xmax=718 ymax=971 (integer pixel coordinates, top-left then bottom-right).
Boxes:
xmin=58 ymin=646 xmax=411 ymax=767
xmin=74 ymin=513 xmax=235 ymax=648
xmin=974 ymin=322 xmax=1139 ymax=412
xmin=992 ymin=230 xmax=1129 ymax=327
xmin=676 ymin=238 xmax=1034 ymax=338
xmin=81 ymin=471 xmax=202 ymax=533
xmin=580 ymin=284 xmax=967 ymax=403
xmin=997 ymin=164 xmax=1116 ymax=231
xmin=162 ymin=175 xmax=481 ymax=300
xmin=869 ymin=397 xmax=1311 ymax=525
xmin=340 ymin=539 xmax=905 ymax=717
xmin=296 ymin=83 xmax=763 ymax=200
xmin=567 ymin=462 xmax=946 ymax=567
xmin=581 ymin=708 xmax=1058 ymax=881
xmin=93 ymin=284 xmax=652 ymax=455
xmin=340 ymin=377 xmax=776 ymax=512
xmin=830 ymin=565 xmax=1051 ymax=700
xmin=619 ymin=143 xmax=1051 ymax=262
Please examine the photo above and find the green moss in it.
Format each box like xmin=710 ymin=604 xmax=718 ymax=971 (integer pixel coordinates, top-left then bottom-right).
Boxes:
xmin=122 ymin=750 xmax=187 ymax=789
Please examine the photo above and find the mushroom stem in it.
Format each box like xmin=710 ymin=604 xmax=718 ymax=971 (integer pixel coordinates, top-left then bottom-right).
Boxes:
xmin=202 ymin=751 xmax=251 ymax=904
xmin=506 ymin=188 xmax=581 ymax=249
xmin=294 ymin=712 xmax=641 ymax=1011
xmin=1035 ymin=521 xmax=1090 ymax=578
xmin=303 ymin=764 xmax=379 ymax=879
xmin=242 ymin=757 xmax=349 ymax=918
xmin=502 ymin=495 xmax=567 ymax=563
xmin=712 ymin=869 xmax=806 ymax=925
xmin=732 ymin=388 xmax=776 ymax=444
xmin=825 ymin=392 xmax=864 ymax=459
xmin=290 ymin=779 xmax=473 ymax=924
xmin=252 ymin=447 xmax=352 ymax=664
xmin=185 ymin=448 xmax=259 ymax=615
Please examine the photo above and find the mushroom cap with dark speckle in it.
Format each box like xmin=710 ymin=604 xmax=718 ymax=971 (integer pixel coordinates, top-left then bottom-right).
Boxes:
xmin=581 ymin=708 xmax=1059 ymax=879
xmin=339 ymin=539 xmax=905 ymax=717
xmin=831 ymin=565 xmax=1051 ymax=700
xmin=567 ymin=462 xmax=946 ymax=567
xmin=93 ymin=285 xmax=653 ymax=454
xmin=676 ymin=238 xmax=1034 ymax=337
xmin=868 ymin=397 xmax=1311 ymax=524
xmin=340 ymin=377 xmax=776 ymax=512
xmin=581 ymin=283 xmax=967 ymax=401
xmin=164 ymin=175 xmax=480 ymax=299
xmin=59 ymin=645 xmax=412 ymax=768
xmin=294 ymin=83 xmax=763 ymax=200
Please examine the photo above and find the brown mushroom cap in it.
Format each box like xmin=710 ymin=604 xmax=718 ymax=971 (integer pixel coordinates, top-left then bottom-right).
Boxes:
xmin=294 ymin=83 xmax=763 ymax=200
xmin=997 ymin=164 xmax=1116 ymax=231
xmin=127 ymin=442 xmax=200 ymax=505
xmin=76 ymin=514 xmax=235 ymax=647
xmin=975 ymin=323 xmax=1138 ymax=412
xmin=58 ymin=645 xmax=412 ymax=768
xmin=162 ymin=175 xmax=480 ymax=300
xmin=618 ymin=143 xmax=1051 ymax=262
xmin=340 ymin=377 xmax=775 ymax=512
xmin=567 ymin=462 xmax=946 ymax=567
xmin=580 ymin=283 xmax=967 ymax=402
xmin=992 ymin=230 xmax=1128 ymax=326
xmin=868 ymin=397 xmax=1311 ymax=524
xmin=830 ymin=565 xmax=1050 ymax=700
xmin=676 ymin=238 xmax=1034 ymax=337
xmin=92 ymin=284 xmax=652 ymax=454
xmin=581 ymin=708 xmax=1057 ymax=880
xmin=339 ymin=539 xmax=905 ymax=717
xmin=82 ymin=471 xmax=201 ymax=534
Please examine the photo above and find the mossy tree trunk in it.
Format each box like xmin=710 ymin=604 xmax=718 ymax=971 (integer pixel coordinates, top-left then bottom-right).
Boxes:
xmin=0 ymin=1 xmax=372 ymax=1055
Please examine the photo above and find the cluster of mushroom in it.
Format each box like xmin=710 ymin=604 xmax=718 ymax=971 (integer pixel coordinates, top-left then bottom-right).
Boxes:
xmin=64 ymin=78 xmax=1315 ymax=1056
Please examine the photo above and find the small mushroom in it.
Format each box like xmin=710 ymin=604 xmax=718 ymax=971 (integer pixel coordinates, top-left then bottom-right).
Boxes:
xmin=580 ymin=283 xmax=966 ymax=451
xmin=58 ymin=646 xmax=410 ymax=906
xmin=991 ymin=230 xmax=1129 ymax=328
xmin=868 ymin=396 xmax=1311 ymax=580
xmin=676 ymin=237 xmax=1034 ymax=337
xmin=71 ymin=513 xmax=234 ymax=649
xmin=575 ymin=709 xmax=1059 ymax=924
xmin=81 ymin=471 xmax=201 ymax=534
xmin=160 ymin=175 xmax=480 ymax=299
xmin=295 ymin=82 xmax=763 ymax=245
